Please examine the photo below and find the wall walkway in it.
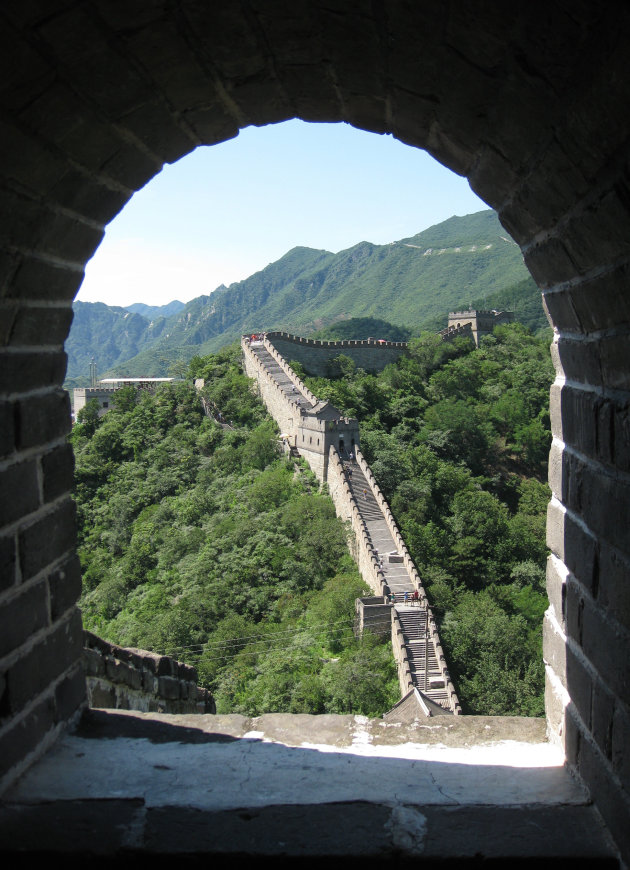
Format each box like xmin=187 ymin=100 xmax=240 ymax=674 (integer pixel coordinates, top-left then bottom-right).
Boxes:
xmin=243 ymin=334 xmax=460 ymax=713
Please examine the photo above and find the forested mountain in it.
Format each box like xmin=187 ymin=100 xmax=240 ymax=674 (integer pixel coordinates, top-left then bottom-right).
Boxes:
xmin=68 ymin=210 xmax=540 ymax=380
xmin=295 ymin=323 xmax=553 ymax=715
xmin=72 ymin=347 xmax=399 ymax=716
xmin=73 ymin=323 xmax=553 ymax=717
xmin=65 ymin=302 xmax=167 ymax=380
xmin=125 ymin=300 xmax=185 ymax=320
xmin=312 ymin=317 xmax=412 ymax=342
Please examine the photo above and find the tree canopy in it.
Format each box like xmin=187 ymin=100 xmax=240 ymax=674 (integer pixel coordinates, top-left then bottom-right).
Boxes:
xmin=71 ymin=343 xmax=399 ymax=716
xmin=300 ymin=323 xmax=552 ymax=715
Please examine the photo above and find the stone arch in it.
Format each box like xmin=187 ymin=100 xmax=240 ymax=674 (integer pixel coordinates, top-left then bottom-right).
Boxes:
xmin=1 ymin=1 xmax=629 ymax=855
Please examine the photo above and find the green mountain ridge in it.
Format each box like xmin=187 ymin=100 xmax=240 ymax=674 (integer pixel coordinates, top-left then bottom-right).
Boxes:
xmin=67 ymin=210 xmax=539 ymax=380
xmin=125 ymin=300 xmax=185 ymax=320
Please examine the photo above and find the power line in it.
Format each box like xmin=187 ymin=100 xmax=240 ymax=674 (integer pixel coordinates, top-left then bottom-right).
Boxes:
xmin=152 ymin=612 xmax=392 ymax=663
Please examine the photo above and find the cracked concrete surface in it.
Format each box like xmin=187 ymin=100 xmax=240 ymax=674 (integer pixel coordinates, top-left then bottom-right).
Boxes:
xmin=0 ymin=710 xmax=618 ymax=861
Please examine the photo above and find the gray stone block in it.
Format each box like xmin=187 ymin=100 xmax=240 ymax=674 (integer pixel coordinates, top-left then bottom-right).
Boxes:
xmin=83 ymin=647 xmax=105 ymax=677
xmin=15 ymin=390 xmax=71 ymax=451
xmin=0 ymin=695 xmax=56 ymax=782
xmin=0 ymin=533 xmax=16 ymax=593
xmin=18 ymin=498 xmax=76 ymax=581
xmin=0 ymin=459 xmax=40 ymax=527
xmin=41 ymin=443 xmax=75 ymax=504
xmin=0 ymin=579 xmax=49 ymax=660
xmin=88 ymin=680 xmax=116 ymax=709
xmin=158 ymin=676 xmax=181 ymax=701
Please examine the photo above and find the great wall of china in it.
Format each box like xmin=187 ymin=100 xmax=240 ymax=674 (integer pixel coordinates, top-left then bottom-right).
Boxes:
xmin=242 ymin=332 xmax=461 ymax=714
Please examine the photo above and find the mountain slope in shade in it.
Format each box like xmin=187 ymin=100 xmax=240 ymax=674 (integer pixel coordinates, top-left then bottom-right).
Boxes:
xmin=68 ymin=210 xmax=539 ymax=379
xmin=65 ymin=302 xmax=166 ymax=380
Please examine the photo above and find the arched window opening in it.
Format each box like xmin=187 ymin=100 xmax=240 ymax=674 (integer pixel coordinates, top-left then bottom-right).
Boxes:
xmin=1 ymin=7 xmax=628 ymax=859
xmin=70 ymin=121 xmax=550 ymax=722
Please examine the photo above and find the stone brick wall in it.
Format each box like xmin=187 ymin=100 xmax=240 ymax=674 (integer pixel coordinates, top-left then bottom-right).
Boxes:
xmin=0 ymin=402 xmax=86 ymax=794
xmin=0 ymin=1 xmax=629 ymax=860
xmin=265 ymin=331 xmax=408 ymax=377
xmin=355 ymin=597 xmax=391 ymax=638
xmin=83 ymin=631 xmax=214 ymax=715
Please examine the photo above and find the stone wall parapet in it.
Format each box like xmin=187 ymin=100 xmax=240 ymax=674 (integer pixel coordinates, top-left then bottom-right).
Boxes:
xmin=439 ymin=323 xmax=474 ymax=341
xmin=264 ymin=332 xmax=408 ymax=377
xmin=83 ymin=631 xmax=215 ymax=715
xmin=265 ymin=330 xmax=408 ymax=350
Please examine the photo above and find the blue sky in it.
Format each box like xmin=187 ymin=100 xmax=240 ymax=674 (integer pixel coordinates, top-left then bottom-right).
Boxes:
xmin=78 ymin=120 xmax=487 ymax=308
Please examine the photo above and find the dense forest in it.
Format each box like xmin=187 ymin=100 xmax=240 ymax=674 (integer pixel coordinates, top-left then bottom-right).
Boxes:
xmin=72 ymin=321 xmax=553 ymax=718
xmin=293 ymin=322 xmax=553 ymax=716
xmin=72 ymin=346 xmax=400 ymax=716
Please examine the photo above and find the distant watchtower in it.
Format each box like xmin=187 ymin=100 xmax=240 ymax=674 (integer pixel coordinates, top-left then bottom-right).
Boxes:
xmin=446 ymin=309 xmax=514 ymax=346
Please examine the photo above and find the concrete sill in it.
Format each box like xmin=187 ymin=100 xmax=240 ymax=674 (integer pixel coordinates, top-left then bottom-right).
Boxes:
xmin=0 ymin=709 xmax=618 ymax=865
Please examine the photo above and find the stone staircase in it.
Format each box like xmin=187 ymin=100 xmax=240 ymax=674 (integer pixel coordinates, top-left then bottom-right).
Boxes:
xmin=346 ymin=460 xmax=451 ymax=708
xmin=397 ymin=609 xmax=450 ymax=708
xmin=345 ymin=461 xmax=410 ymax=599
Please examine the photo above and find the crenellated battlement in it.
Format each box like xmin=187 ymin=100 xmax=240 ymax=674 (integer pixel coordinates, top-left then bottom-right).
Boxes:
xmin=262 ymin=331 xmax=408 ymax=377
xmin=266 ymin=330 xmax=408 ymax=349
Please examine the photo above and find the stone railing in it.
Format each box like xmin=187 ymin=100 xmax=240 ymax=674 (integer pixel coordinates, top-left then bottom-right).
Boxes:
xmin=83 ymin=631 xmax=215 ymax=714
xmin=438 ymin=322 xmax=474 ymax=342
xmin=354 ymin=448 xmax=461 ymax=714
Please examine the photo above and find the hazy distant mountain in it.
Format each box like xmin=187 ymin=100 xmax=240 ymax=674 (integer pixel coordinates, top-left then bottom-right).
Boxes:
xmin=66 ymin=210 xmax=542 ymax=380
xmin=66 ymin=302 xmax=166 ymax=380
xmin=125 ymin=300 xmax=186 ymax=320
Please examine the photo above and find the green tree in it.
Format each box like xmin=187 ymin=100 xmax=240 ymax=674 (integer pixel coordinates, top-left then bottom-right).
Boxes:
xmin=76 ymin=398 xmax=101 ymax=437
